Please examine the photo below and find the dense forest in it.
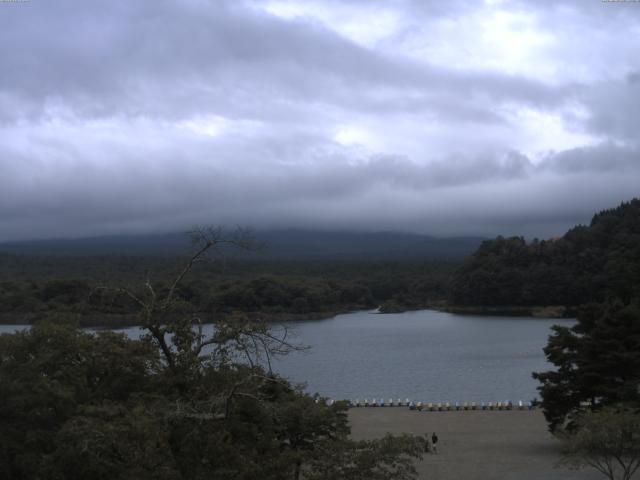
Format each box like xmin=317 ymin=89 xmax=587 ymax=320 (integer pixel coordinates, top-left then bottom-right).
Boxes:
xmin=513 ymin=200 xmax=640 ymax=437
xmin=0 ymin=255 xmax=454 ymax=326
xmin=0 ymin=230 xmax=426 ymax=479
xmin=3 ymin=200 xmax=639 ymax=325
xmin=449 ymin=199 xmax=640 ymax=309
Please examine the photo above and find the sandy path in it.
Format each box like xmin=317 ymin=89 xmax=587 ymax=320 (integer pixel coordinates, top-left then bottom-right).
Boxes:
xmin=348 ymin=408 xmax=604 ymax=480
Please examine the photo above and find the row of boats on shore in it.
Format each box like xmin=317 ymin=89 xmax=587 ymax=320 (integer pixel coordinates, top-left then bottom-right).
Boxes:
xmin=345 ymin=399 xmax=536 ymax=410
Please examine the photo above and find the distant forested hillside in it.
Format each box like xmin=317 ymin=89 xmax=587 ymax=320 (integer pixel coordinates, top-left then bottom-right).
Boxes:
xmin=449 ymin=199 xmax=640 ymax=308
xmin=0 ymin=254 xmax=455 ymax=326
xmin=0 ymin=230 xmax=483 ymax=262
xmin=0 ymin=230 xmax=477 ymax=325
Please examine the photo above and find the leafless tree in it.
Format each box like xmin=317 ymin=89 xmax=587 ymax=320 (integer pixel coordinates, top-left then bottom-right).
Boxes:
xmin=97 ymin=226 xmax=304 ymax=406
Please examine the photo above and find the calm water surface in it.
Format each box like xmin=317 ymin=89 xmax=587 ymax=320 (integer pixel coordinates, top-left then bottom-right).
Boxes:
xmin=0 ymin=309 xmax=573 ymax=402
xmin=274 ymin=309 xmax=573 ymax=402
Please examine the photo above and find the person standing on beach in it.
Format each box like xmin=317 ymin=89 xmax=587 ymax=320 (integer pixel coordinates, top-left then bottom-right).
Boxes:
xmin=431 ymin=432 xmax=439 ymax=454
xmin=424 ymin=434 xmax=431 ymax=453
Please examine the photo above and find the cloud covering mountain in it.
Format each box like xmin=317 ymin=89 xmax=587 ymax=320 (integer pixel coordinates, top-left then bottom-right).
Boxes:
xmin=1 ymin=0 xmax=638 ymax=241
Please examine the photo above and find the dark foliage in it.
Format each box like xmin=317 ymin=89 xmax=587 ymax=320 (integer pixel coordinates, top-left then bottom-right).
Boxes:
xmin=0 ymin=229 xmax=426 ymax=479
xmin=533 ymin=299 xmax=640 ymax=432
xmin=0 ymin=318 xmax=427 ymax=480
xmin=450 ymin=199 xmax=640 ymax=307
xmin=0 ymin=257 xmax=455 ymax=326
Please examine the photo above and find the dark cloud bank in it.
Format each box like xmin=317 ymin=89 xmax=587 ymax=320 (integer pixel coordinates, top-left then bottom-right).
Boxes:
xmin=0 ymin=0 xmax=638 ymax=242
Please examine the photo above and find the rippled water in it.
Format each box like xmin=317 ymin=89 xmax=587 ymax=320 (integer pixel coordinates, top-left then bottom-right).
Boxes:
xmin=0 ymin=309 xmax=573 ymax=403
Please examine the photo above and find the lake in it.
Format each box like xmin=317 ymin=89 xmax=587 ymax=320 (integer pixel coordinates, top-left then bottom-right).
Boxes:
xmin=0 ymin=309 xmax=572 ymax=403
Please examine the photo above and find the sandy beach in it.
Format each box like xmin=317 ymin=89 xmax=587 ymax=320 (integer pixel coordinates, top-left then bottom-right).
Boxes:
xmin=349 ymin=407 xmax=604 ymax=480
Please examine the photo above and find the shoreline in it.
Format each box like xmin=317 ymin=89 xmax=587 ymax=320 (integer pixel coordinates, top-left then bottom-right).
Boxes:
xmin=437 ymin=304 xmax=576 ymax=318
xmin=0 ymin=303 xmax=576 ymax=328
xmin=378 ymin=303 xmax=577 ymax=319
xmin=0 ymin=308 xmax=357 ymax=328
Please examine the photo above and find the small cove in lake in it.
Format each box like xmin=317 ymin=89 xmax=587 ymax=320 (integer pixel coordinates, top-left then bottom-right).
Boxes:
xmin=0 ymin=308 xmax=573 ymax=402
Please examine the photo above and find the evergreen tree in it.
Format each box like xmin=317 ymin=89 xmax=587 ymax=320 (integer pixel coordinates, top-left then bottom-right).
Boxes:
xmin=450 ymin=199 xmax=640 ymax=308
xmin=533 ymin=299 xmax=640 ymax=432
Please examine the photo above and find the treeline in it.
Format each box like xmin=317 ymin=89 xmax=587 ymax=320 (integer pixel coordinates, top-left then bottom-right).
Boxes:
xmin=0 ymin=258 xmax=455 ymax=325
xmin=443 ymin=199 xmax=640 ymax=437
xmin=450 ymin=199 xmax=640 ymax=308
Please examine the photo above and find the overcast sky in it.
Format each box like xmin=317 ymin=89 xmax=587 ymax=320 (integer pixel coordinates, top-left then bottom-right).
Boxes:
xmin=1 ymin=0 xmax=639 ymax=242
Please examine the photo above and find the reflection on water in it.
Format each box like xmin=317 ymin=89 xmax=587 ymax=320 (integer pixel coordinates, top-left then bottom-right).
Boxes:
xmin=0 ymin=309 xmax=573 ymax=402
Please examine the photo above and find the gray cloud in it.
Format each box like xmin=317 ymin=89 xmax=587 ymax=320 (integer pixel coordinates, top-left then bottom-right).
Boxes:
xmin=0 ymin=0 xmax=638 ymax=242
xmin=581 ymin=77 xmax=640 ymax=142
xmin=0 ymin=0 xmax=572 ymax=124
xmin=0 ymin=133 xmax=637 ymax=241
xmin=539 ymin=143 xmax=640 ymax=174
